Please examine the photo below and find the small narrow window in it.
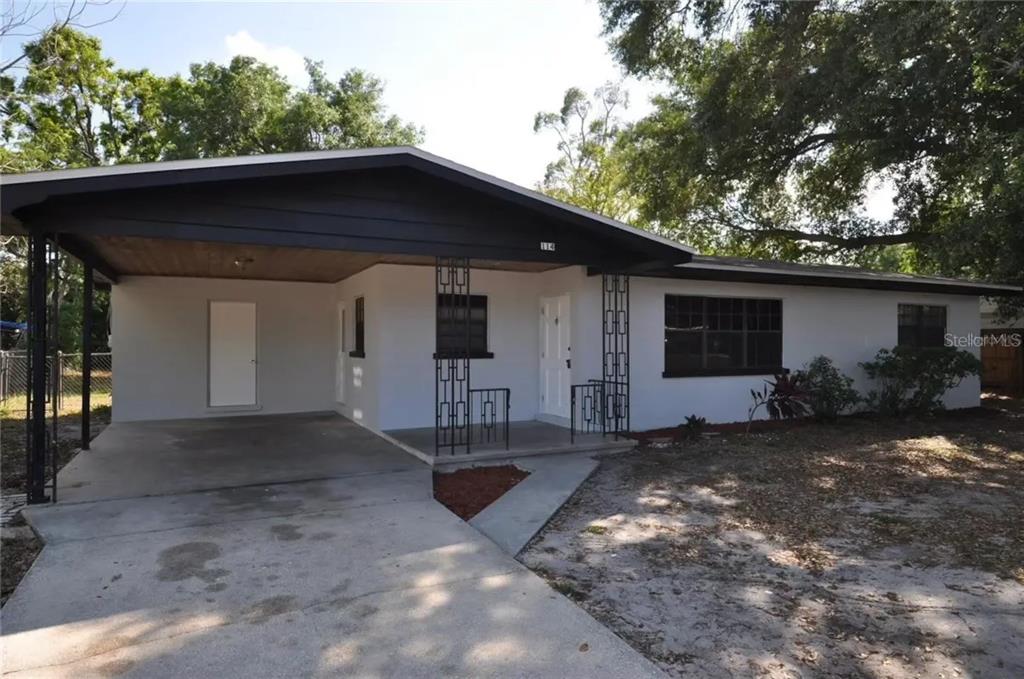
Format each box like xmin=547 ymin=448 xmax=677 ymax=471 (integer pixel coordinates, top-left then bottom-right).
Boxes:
xmin=350 ymin=297 xmax=365 ymax=358
xmin=898 ymin=304 xmax=946 ymax=348
xmin=436 ymin=294 xmax=492 ymax=358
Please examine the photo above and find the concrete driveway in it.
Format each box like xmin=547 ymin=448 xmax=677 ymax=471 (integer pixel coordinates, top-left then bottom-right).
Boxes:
xmin=52 ymin=412 xmax=422 ymax=503
xmin=2 ymin=415 xmax=659 ymax=678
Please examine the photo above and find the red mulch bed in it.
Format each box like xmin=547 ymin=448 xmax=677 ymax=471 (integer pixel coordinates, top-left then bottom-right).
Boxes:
xmin=433 ymin=464 xmax=530 ymax=521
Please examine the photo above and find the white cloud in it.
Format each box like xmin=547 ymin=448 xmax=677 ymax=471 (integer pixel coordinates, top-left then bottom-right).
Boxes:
xmin=223 ymin=30 xmax=307 ymax=86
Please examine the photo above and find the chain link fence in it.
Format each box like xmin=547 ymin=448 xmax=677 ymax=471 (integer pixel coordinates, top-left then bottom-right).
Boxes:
xmin=0 ymin=351 xmax=112 ymax=411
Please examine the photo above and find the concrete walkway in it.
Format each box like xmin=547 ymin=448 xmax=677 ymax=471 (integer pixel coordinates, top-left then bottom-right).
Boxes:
xmin=2 ymin=416 xmax=661 ymax=678
xmin=470 ymin=453 xmax=601 ymax=555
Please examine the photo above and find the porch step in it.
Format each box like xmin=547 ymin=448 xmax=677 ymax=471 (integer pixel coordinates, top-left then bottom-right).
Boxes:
xmin=428 ymin=438 xmax=634 ymax=468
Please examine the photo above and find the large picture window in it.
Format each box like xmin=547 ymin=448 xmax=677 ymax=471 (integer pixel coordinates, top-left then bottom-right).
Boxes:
xmin=664 ymin=295 xmax=782 ymax=376
xmin=898 ymin=304 xmax=946 ymax=348
xmin=436 ymin=294 xmax=492 ymax=358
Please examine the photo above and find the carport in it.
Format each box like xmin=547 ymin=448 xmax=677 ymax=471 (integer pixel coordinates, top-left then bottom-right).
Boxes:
xmin=54 ymin=412 xmax=423 ymax=504
xmin=2 ymin=147 xmax=693 ymax=504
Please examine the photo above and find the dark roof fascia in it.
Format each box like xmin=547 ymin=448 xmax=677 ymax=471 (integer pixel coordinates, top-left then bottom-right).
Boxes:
xmin=639 ymin=263 xmax=1022 ymax=297
xmin=1 ymin=150 xmax=406 ymax=212
xmin=1 ymin=147 xmax=694 ymax=265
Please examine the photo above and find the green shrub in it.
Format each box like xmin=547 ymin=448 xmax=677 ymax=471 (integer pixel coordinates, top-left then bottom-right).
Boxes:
xmin=797 ymin=356 xmax=860 ymax=421
xmin=859 ymin=346 xmax=981 ymax=416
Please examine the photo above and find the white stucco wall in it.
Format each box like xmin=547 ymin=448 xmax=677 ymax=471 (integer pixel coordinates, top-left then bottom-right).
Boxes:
xmin=333 ymin=266 xmax=383 ymax=431
xmin=340 ymin=264 xmax=572 ymax=431
xmin=111 ymin=276 xmax=335 ymax=422
xmin=627 ymin=278 xmax=982 ymax=429
xmin=110 ymin=267 xmax=983 ymax=432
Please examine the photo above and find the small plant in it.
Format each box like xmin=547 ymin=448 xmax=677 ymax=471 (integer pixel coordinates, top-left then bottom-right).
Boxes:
xmin=747 ymin=372 xmax=810 ymax=432
xmin=860 ymin=345 xmax=981 ymax=416
xmin=796 ymin=356 xmax=860 ymax=421
xmin=679 ymin=414 xmax=708 ymax=441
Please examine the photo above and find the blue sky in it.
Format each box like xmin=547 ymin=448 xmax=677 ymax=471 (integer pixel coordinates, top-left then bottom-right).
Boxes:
xmin=7 ymin=0 xmax=894 ymax=217
xmin=37 ymin=0 xmax=661 ymax=188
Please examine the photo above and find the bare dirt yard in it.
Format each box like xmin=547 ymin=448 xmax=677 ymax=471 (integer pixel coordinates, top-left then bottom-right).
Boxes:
xmin=523 ymin=399 xmax=1024 ymax=678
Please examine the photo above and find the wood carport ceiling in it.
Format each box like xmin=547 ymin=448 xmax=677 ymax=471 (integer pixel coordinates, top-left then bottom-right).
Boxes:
xmin=83 ymin=235 xmax=567 ymax=283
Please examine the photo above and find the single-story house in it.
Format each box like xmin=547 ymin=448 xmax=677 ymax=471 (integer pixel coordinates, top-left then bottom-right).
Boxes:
xmin=3 ymin=147 xmax=1019 ymax=496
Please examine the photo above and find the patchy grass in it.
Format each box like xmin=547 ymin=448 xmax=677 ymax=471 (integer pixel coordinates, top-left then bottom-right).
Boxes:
xmin=523 ymin=399 xmax=1024 ymax=678
xmin=1 ymin=393 xmax=111 ymax=492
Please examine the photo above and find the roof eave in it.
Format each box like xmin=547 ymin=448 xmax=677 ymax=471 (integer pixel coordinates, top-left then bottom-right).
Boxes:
xmin=652 ymin=263 xmax=1022 ymax=297
xmin=0 ymin=147 xmax=695 ymax=265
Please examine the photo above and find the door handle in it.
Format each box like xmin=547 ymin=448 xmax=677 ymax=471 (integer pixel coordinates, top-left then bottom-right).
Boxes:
xmin=566 ymin=358 xmax=571 ymax=369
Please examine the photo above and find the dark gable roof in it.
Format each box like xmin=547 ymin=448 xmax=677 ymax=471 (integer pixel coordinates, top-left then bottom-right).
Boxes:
xmin=0 ymin=146 xmax=695 ymax=260
xmin=662 ymin=255 xmax=1022 ymax=297
xmin=2 ymin=149 xmax=1017 ymax=296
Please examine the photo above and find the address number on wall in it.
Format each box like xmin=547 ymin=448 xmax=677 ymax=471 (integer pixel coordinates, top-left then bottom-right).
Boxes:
xmin=540 ymin=241 xmax=556 ymax=252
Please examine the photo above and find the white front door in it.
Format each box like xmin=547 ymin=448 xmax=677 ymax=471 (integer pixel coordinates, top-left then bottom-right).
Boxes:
xmin=539 ymin=294 xmax=571 ymax=418
xmin=335 ymin=302 xmax=347 ymax=403
xmin=208 ymin=301 xmax=257 ymax=407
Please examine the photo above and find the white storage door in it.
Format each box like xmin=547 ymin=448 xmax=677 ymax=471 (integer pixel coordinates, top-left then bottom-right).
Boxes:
xmin=209 ymin=301 xmax=257 ymax=407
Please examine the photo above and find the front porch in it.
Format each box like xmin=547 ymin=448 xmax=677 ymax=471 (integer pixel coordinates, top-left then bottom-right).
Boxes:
xmin=385 ymin=419 xmax=635 ymax=467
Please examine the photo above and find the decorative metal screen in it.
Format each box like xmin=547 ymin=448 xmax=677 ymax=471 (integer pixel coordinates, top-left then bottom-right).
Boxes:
xmin=468 ymin=387 xmax=510 ymax=448
xmin=570 ymin=381 xmax=604 ymax=443
xmin=602 ymin=273 xmax=630 ymax=437
xmin=435 ymin=257 xmax=471 ymax=455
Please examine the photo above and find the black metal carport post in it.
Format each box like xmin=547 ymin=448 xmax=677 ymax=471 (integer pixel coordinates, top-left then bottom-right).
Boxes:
xmin=26 ymin=231 xmax=49 ymax=504
xmin=81 ymin=266 xmax=93 ymax=450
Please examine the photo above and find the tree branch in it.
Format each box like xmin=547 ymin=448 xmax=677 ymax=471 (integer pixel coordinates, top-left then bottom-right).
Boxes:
xmin=733 ymin=224 xmax=922 ymax=248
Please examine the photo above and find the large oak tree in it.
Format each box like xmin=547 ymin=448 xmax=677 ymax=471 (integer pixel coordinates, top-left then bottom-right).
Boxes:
xmin=601 ymin=0 xmax=1023 ymax=313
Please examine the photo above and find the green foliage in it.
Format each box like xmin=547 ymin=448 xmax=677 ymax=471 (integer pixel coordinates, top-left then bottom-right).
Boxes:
xmin=2 ymin=27 xmax=424 ymax=171
xmin=1 ymin=27 xmax=167 ymax=170
xmin=159 ymin=58 xmax=422 ymax=159
xmin=796 ymin=356 xmax=860 ymax=421
xmin=600 ymin=0 xmax=1024 ymax=317
xmin=747 ymin=372 xmax=809 ymax=431
xmin=0 ymin=237 xmax=110 ymax=352
xmin=679 ymin=414 xmax=708 ymax=440
xmin=533 ymin=83 xmax=640 ymax=222
xmin=859 ymin=346 xmax=982 ymax=416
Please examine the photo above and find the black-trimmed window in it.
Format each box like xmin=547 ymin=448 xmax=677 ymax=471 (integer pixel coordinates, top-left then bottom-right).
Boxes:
xmin=664 ymin=295 xmax=782 ymax=376
xmin=898 ymin=304 xmax=946 ymax=348
xmin=349 ymin=297 xmax=365 ymax=358
xmin=436 ymin=294 xmax=492 ymax=358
